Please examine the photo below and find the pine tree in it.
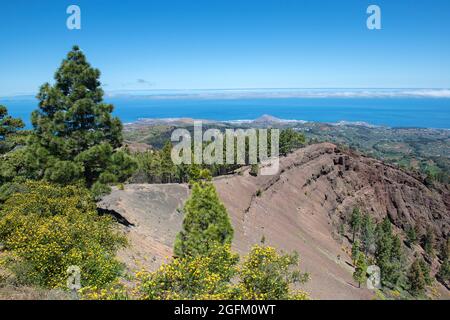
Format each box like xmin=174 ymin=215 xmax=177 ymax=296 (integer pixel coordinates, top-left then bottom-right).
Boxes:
xmin=353 ymin=252 xmax=368 ymax=288
xmin=351 ymin=240 xmax=361 ymax=264
xmin=392 ymin=235 xmax=404 ymax=258
xmin=389 ymin=236 xmax=406 ymax=287
xmin=437 ymin=259 xmax=450 ymax=284
xmin=28 ymin=46 xmax=134 ymax=191
xmin=406 ymin=224 xmax=418 ymax=246
xmin=0 ymin=105 xmax=24 ymax=154
xmin=174 ymin=182 xmax=234 ymax=258
xmin=160 ymin=141 xmax=176 ymax=183
xmin=279 ymin=129 xmax=305 ymax=155
xmin=418 ymin=258 xmax=433 ymax=286
xmin=407 ymin=259 xmax=426 ymax=296
xmin=350 ymin=208 xmax=362 ymax=242
xmin=361 ymin=213 xmax=376 ymax=255
xmin=423 ymin=227 xmax=435 ymax=257
xmin=375 ymin=217 xmax=406 ymax=287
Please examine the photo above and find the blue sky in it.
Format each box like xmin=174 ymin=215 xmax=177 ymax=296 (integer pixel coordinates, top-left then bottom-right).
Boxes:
xmin=1 ymin=0 xmax=449 ymax=96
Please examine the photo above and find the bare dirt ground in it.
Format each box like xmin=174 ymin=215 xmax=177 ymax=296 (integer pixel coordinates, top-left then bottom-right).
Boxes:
xmin=99 ymin=143 xmax=450 ymax=300
xmin=98 ymin=184 xmax=189 ymax=272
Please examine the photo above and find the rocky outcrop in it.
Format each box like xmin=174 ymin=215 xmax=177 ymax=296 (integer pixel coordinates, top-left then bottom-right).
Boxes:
xmin=215 ymin=143 xmax=449 ymax=298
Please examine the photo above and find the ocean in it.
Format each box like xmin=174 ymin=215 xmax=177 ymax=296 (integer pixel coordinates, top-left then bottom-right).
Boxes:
xmin=2 ymin=96 xmax=450 ymax=129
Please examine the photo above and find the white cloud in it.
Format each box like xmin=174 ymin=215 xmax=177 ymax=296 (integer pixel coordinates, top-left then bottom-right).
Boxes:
xmin=104 ymin=88 xmax=450 ymax=100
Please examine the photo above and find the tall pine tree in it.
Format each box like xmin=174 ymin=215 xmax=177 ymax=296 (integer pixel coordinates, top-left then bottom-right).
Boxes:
xmin=351 ymin=240 xmax=361 ymax=264
xmin=375 ymin=217 xmax=406 ymax=288
xmin=423 ymin=227 xmax=435 ymax=258
xmin=350 ymin=208 xmax=362 ymax=242
xmin=361 ymin=213 xmax=376 ymax=255
xmin=174 ymin=182 xmax=234 ymax=258
xmin=28 ymin=46 xmax=134 ymax=192
xmin=407 ymin=259 xmax=426 ymax=296
xmin=406 ymin=224 xmax=418 ymax=246
xmin=437 ymin=238 xmax=450 ymax=285
xmin=353 ymin=252 xmax=368 ymax=288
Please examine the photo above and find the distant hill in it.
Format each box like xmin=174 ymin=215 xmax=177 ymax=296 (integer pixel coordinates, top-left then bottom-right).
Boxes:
xmin=123 ymin=117 xmax=450 ymax=183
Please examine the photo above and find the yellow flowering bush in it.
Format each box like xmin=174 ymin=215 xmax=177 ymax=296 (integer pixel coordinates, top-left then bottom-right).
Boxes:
xmin=0 ymin=181 xmax=126 ymax=288
xmin=83 ymin=244 xmax=310 ymax=300
xmin=135 ymin=244 xmax=239 ymax=300
xmin=235 ymin=246 xmax=310 ymax=300
xmin=80 ymin=280 xmax=130 ymax=300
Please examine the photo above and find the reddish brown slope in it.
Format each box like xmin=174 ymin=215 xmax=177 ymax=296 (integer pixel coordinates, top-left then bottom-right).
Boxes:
xmin=100 ymin=143 xmax=449 ymax=299
xmin=214 ymin=143 xmax=449 ymax=299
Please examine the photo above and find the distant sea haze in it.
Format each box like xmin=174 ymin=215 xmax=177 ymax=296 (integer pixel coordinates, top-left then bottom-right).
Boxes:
xmin=1 ymin=93 xmax=450 ymax=129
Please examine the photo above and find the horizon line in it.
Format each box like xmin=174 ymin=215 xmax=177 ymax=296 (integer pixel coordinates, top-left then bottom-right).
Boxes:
xmin=2 ymin=87 xmax=450 ymax=99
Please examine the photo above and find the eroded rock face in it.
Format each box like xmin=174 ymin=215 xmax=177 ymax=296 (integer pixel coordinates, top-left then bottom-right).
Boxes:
xmin=215 ymin=143 xmax=449 ymax=299
xmin=230 ymin=142 xmax=449 ymax=245
xmin=331 ymin=146 xmax=448 ymax=241
xmin=99 ymin=143 xmax=449 ymax=299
